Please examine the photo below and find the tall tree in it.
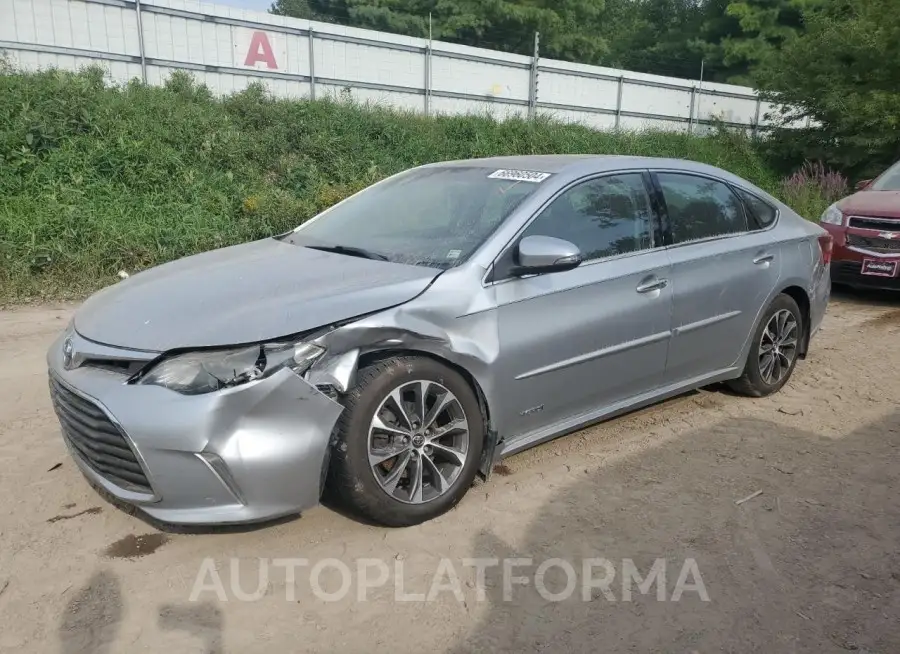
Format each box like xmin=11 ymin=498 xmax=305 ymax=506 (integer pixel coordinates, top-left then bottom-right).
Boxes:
xmin=271 ymin=0 xmax=608 ymax=64
xmin=600 ymin=0 xmax=709 ymax=80
xmin=269 ymin=0 xmax=341 ymax=22
xmin=700 ymin=0 xmax=811 ymax=84
xmin=755 ymin=0 xmax=900 ymax=175
xmin=432 ymin=0 xmax=607 ymax=62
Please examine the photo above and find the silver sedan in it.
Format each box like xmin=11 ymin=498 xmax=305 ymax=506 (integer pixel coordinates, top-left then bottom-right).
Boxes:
xmin=47 ymin=155 xmax=831 ymax=527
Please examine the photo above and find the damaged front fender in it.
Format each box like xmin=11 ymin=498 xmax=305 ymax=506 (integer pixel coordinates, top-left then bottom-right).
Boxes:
xmin=304 ymin=267 xmax=505 ymax=478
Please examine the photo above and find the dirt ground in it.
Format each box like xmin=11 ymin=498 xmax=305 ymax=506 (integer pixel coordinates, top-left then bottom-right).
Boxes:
xmin=1 ymin=290 xmax=899 ymax=654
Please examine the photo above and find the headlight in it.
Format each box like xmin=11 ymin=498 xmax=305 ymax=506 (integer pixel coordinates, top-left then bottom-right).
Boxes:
xmin=820 ymin=203 xmax=844 ymax=225
xmin=137 ymin=342 xmax=324 ymax=395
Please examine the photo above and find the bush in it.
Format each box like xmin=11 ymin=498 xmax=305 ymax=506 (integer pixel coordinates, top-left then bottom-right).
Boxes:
xmin=2 ymin=66 xmax=795 ymax=302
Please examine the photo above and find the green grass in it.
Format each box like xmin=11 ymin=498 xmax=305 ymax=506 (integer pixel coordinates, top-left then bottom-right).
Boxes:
xmin=1 ymin=66 xmax=786 ymax=303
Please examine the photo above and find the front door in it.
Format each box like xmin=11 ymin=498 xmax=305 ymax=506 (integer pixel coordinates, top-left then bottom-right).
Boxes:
xmin=493 ymin=172 xmax=674 ymax=441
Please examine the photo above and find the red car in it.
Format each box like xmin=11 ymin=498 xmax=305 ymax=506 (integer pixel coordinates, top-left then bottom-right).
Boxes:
xmin=821 ymin=161 xmax=900 ymax=290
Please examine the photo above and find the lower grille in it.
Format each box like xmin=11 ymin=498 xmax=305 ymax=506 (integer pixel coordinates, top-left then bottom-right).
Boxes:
xmin=832 ymin=261 xmax=900 ymax=290
xmin=846 ymin=234 xmax=900 ymax=253
xmin=49 ymin=374 xmax=152 ymax=494
xmin=316 ymin=384 xmax=340 ymax=400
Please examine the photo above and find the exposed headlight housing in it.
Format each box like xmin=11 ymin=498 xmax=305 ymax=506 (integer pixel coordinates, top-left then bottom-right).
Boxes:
xmin=137 ymin=342 xmax=324 ymax=395
xmin=820 ymin=203 xmax=844 ymax=225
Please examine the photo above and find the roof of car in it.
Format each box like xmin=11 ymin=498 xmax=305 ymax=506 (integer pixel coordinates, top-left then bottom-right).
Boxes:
xmin=419 ymin=154 xmax=780 ymax=208
xmin=428 ymin=154 xmax=718 ymax=175
xmin=430 ymin=155 xmax=596 ymax=172
xmin=427 ymin=154 xmax=780 ymax=194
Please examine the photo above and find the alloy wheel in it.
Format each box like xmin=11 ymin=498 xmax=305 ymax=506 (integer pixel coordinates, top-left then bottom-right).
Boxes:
xmin=758 ymin=309 xmax=799 ymax=385
xmin=367 ymin=380 xmax=470 ymax=504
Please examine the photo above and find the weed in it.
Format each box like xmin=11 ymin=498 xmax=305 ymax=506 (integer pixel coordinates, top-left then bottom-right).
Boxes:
xmin=779 ymin=161 xmax=848 ymax=220
xmin=0 ymin=67 xmax=801 ymax=302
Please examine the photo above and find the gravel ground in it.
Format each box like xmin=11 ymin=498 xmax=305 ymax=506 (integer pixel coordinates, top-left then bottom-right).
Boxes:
xmin=1 ymin=290 xmax=899 ymax=653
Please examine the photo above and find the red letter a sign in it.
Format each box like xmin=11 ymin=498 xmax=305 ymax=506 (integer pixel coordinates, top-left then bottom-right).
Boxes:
xmin=244 ymin=31 xmax=278 ymax=69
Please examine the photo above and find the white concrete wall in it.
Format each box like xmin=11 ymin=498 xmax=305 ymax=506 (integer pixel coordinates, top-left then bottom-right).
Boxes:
xmin=0 ymin=0 xmax=769 ymax=132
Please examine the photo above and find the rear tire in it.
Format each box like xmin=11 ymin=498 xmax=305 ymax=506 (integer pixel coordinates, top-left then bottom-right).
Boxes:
xmin=728 ymin=294 xmax=802 ymax=398
xmin=327 ymin=355 xmax=484 ymax=527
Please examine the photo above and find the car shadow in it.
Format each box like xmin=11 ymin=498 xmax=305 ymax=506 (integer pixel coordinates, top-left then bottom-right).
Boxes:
xmin=449 ymin=409 xmax=900 ymax=653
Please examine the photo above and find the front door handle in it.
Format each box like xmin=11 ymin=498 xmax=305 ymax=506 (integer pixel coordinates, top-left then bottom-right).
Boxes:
xmin=753 ymin=253 xmax=775 ymax=265
xmin=636 ymin=277 xmax=669 ymax=293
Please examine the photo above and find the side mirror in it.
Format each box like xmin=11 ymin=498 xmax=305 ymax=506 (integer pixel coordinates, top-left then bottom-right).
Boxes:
xmin=511 ymin=235 xmax=583 ymax=276
xmin=855 ymin=179 xmax=872 ymax=191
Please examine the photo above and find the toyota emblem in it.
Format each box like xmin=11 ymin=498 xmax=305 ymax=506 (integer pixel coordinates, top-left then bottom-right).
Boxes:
xmin=62 ymin=337 xmax=75 ymax=370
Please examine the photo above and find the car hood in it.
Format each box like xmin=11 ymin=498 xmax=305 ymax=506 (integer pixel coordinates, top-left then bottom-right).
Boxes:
xmin=74 ymin=238 xmax=440 ymax=352
xmin=838 ymin=190 xmax=900 ymax=218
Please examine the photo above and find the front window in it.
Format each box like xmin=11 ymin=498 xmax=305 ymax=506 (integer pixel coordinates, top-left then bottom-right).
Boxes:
xmin=520 ymin=174 xmax=655 ymax=261
xmin=870 ymin=160 xmax=900 ymax=191
xmin=286 ymin=166 xmax=545 ymax=268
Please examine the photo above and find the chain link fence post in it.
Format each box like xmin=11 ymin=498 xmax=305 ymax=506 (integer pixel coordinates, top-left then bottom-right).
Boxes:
xmin=615 ymin=75 xmax=624 ymax=129
xmin=693 ymin=59 xmax=705 ymax=134
xmin=308 ymin=26 xmax=316 ymax=100
xmin=135 ymin=0 xmax=147 ymax=83
xmin=688 ymin=86 xmax=696 ymax=133
xmin=752 ymin=96 xmax=762 ymax=137
xmin=528 ymin=32 xmax=540 ymax=119
xmin=424 ymin=14 xmax=432 ymax=116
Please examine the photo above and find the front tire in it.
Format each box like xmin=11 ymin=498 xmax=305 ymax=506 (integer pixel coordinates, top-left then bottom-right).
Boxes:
xmin=327 ymin=355 xmax=484 ymax=527
xmin=728 ymin=293 xmax=802 ymax=397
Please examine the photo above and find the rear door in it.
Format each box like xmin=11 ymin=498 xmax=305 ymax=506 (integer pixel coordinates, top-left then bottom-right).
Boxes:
xmin=493 ymin=172 xmax=674 ymax=441
xmin=652 ymin=172 xmax=781 ymax=385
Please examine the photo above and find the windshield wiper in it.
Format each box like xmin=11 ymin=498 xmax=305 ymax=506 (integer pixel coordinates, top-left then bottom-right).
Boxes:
xmin=305 ymin=244 xmax=390 ymax=262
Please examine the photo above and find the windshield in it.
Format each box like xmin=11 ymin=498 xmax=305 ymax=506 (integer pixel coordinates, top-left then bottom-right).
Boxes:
xmin=870 ymin=160 xmax=900 ymax=190
xmin=286 ymin=166 xmax=546 ymax=268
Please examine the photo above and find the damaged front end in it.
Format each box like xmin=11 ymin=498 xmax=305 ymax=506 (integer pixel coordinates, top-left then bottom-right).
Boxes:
xmin=47 ymin=329 xmax=346 ymax=525
xmin=48 ymin=258 xmax=507 ymax=526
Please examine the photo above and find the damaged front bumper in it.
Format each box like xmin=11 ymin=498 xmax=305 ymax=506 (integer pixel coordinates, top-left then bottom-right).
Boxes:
xmin=46 ymin=332 xmax=344 ymax=525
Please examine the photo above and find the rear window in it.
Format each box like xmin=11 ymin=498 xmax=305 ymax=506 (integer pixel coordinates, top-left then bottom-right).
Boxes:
xmin=656 ymin=173 xmax=747 ymax=243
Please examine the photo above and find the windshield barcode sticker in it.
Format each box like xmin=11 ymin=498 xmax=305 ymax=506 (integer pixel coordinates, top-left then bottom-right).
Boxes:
xmin=488 ymin=169 xmax=552 ymax=183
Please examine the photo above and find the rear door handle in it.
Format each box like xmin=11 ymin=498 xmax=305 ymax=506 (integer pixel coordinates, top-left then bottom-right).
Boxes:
xmin=636 ymin=277 xmax=669 ymax=293
xmin=753 ymin=253 xmax=775 ymax=265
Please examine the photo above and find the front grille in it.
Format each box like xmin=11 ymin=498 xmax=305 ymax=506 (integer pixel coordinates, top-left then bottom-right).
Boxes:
xmin=49 ymin=374 xmax=152 ymax=494
xmin=846 ymin=234 xmax=900 ymax=253
xmin=81 ymin=359 xmax=134 ymax=375
xmin=847 ymin=216 xmax=900 ymax=231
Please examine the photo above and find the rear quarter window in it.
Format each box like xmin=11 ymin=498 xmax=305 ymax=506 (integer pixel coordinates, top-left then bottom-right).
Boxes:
xmin=736 ymin=188 xmax=778 ymax=229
